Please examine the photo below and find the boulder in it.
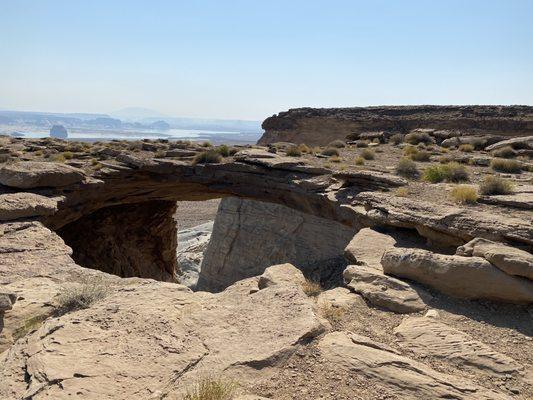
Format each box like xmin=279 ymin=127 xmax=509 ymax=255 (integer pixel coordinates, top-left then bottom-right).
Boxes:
xmin=0 ymin=161 xmax=85 ymax=189
xmin=343 ymin=264 xmax=428 ymax=313
xmin=395 ymin=316 xmax=523 ymax=376
xmin=258 ymin=263 xmax=306 ymax=289
xmin=344 ymin=227 xmax=397 ymax=266
xmin=0 ymin=193 xmax=59 ymax=221
xmin=49 ymin=124 xmax=68 ymax=139
xmin=457 ymin=238 xmax=533 ymax=280
xmin=381 ymin=248 xmax=533 ymax=303
xmin=318 ymin=331 xmax=510 ymax=400
xmin=317 ymin=287 xmax=365 ymax=309
xmin=0 ymin=291 xmax=17 ymax=312
xmin=485 ymin=136 xmax=533 ymax=151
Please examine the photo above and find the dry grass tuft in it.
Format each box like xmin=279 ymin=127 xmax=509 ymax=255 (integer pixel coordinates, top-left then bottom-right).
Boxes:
xmin=328 ymin=140 xmax=346 ymax=148
xmin=183 ymin=377 xmax=238 ymax=400
xmin=394 ymin=187 xmax=409 ymax=197
xmin=450 ymin=185 xmax=478 ymax=204
xmin=360 ymin=148 xmax=375 ymax=160
xmin=490 ymin=158 xmax=522 ymax=173
xmin=395 ymin=157 xmax=419 ymax=179
xmin=479 ymin=176 xmax=514 ymax=195
xmin=458 ymin=143 xmax=474 ymax=152
xmin=193 ymin=150 xmax=223 ymax=165
xmin=321 ymin=147 xmax=340 ymax=157
xmin=319 ymin=303 xmax=345 ymax=325
xmin=389 ymin=133 xmax=403 ymax=145
xmin=492 ymin=146 xmax=516 ymax=159
xmin=354 ymin=156 xmax=365 ymax=165
xmin=423 ymin=162 xmax=469 ymax=183
xmin=404 ymin=131 xmax=433 ymax=145
xmin=302 ymin=279 xmax=322 ymax=297
xmin=56 ymin=279 xmax=111 ymax=315
xmin=285 ymin=145 xmax=302 ymax=157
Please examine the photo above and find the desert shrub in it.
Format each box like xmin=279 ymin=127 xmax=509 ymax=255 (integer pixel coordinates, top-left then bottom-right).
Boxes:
xmin=56 ymin=280 xmax=110 ymax=315
xmin=395 ymin=187 xmax=409 ymax=197
xmin=355 ymin=140 xmax=369 ymax=148
xmin=285 ymin=145 xmax=302 ymax=157
xmin=34 ymin=149 xmax=44 ymax=156
xmin=410 ymin=150 xmax=431 ymax=162
xmin=405 ymin=131 xmax=432 ymax=145
xmin=345 ymin=132 xmax=359 ymax=141
xmin=50 ymin=154 xmax=66 ymax=162
xmin=450 ymin=185 xmax=478 ymax=204
xmin=330 ymin=155 xmax=341 ymax=163
xmin=490 ymin=158 xmax=522 ymax=173
xmin=298 ymin=143 xmax=311 ymax=153
xmin=355 ymin=156 xmax=365 ymax=165
xmin=423 ymin=162 xmax=469 ymax=183
xmin=492 ymin=146 xmax=516 ymax=159
xmin=215 ymin=145 xmax=230 ymax=157
xmin=389 ymin=133 xmax=404 ymax=145
xmin=62 ymin=151 xmax=74 ymax=159
xmin=155 ymin=150 xmax=166 ymax=158
xmin=458 ymin=144 xmax=474 ymax=152
xmin=403 ymin=145 xmax=418 ymax=156
xmin=479 ymin=176 xmax=514 ymax=195
xmin=127 ymin=142 xmax=143 ymax=151
xmin=360 ymin=148 xmax=375 ymax=160
xmin=193 ymin=150 xmax=223 ymax=165
xmin=321 ymin=147 xmax=340 ymax=157
xmin=183 ymin=377 xmax=238 ymax=400
xmin=201 ymin=141 xmax=212 ymax=147
xmin=395 ymin=157 xmax=419 ymax=179
xmin=328 ymin=139 xmax=346 ymax=148
xmin=302 ymin=279 xmax=322 ymax=297
xmin=319 ymin=303 xmax=345 ymax=325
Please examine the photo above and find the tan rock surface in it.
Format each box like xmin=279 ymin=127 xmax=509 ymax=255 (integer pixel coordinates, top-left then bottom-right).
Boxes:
xmin=0 ymin=161 xmax=85 ymax=189
xmin=0 ymin=192 xmax=60 ymax=221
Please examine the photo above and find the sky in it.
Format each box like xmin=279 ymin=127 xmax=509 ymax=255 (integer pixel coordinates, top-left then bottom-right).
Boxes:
xmin=1 ymin=0 xmax=532 ymax=121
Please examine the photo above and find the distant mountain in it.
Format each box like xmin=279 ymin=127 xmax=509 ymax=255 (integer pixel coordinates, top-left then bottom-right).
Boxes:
xmin=111 ymin=107 xmax=167 ymax=121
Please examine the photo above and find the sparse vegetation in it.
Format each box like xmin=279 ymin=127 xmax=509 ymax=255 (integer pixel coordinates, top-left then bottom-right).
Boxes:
xmin=56 ymin=279 xmax=110 ymax=315
xmin=490 ymin=158 xmax=522 ymax=173
xmin=389 ymin=133 xmax=403 ymax=145
xmin=319 ymin=303 xmax=345 ymax=325
xmin=355 ymin=156 xmax=365 ymax=165
xmin=298 ymin=143 xmax=311 ymax=153
xmin=360 ymin=148 xmax=375 ymax=160
xmin=492 ymin=146 xmax=516 ymax=158
xmin=450 ymin=185 xmax=478 ymax=204
xmin=183 ymin=377 xmax=238 ymax=400
xmin=423 ymin=162 xmax=469 ymax=183
xmin=193 ymin=150 xmax=223 ymax=165
xmin=285 ymin=145 xmax=302 ymax=157
xmin=404 ymin=131 xmax=433 ymax=145
xmin=302 ymin=279 xmax=322 ymax=297
xmin=50 ymin=153 xmax=66 ymax=162
xmin=395 ymin=187 xmax=409 ymax=197
xmin=328 ymin=140 xmax=346 ymax=148
xmin=321 ymin=147 xmax=340 ymax=157
xmin=395 ymin=157 xmax=419 ymax=179
xmin=201 ymin=141 xmax=212 ymax=147
xmin=355 ymin=140 xmax=369 ymax=148
xmin=458 ymin=143 xmax=474 ymax=152
xmin=410 ymin=150 xmax=431 ymax=162
xmin=330 ymin=155 xmax=341 ymax=163
xmin=215 ymin=145 xmax=231 ymax=157
xmin=479 ymin=176 xmax=514 ymax=195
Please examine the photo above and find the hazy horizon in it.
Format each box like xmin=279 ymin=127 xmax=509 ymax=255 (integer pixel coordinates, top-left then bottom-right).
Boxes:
xmin=2 ymin=0 xmax=532 ymax=120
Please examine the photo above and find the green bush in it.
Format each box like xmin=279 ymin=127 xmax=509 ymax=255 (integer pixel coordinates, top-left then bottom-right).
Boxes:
xmin=423 ymin=162 xmax=469 ymax=183
xmin=215 ymin=145 xmax=230 ymax=157
xmin=479 ymin=176 xmax=514 ymax=195
xmin=396 ymin=157 xmax=419 ymax=179
xmin=193 ymin=150 xmax=223 ymax=165
xmin=490 ymin=158 xmax=522 ymax=173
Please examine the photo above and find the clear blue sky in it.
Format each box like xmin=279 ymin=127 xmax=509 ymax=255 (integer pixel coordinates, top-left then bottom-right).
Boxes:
xmin=1 ymin=0 xmax=532 ymax=120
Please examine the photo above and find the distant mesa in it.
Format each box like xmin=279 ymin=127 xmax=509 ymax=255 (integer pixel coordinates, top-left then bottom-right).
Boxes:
xmin=50 ymin=124 xmax=68 ymax=139
xmin=150 ymin=120 xmax=170 ymax=130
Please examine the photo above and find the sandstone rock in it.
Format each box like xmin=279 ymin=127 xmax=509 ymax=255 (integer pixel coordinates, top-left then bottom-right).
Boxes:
xmin=344 ymin=227 xmax=397 ymax=266
xmin=485 ymin=135 xmax=533 ymax=151
xmin=395 ymin=316 xmax=523 ymax=375
xmin=0 ymin=193 xmax=59 ymax=221
xmin=317 ymin=287 xmax=365 ymax=309
xmin=0 ymin=276 xmax=326 ymax=399
xmin=343 ymin=264 xmax=428 ymax=313
xmin=318 ymin=331 xmax=510 ymax=400
xmin=0 ymin=161 xmax=85 ymax=188
xmin=458 ymin=238 xmax=533 ymax=280
xmin=478 ymin=192 xmax=533 ymax=210
xmin=176 ymin=222 xmax=213 ymax=288
xmin=333 ymin=170 xmax=407 ymax=189
xmin=381 ymin=248 xmax=533 ymax=303
xmin=198 ymin=197 xmax=355 ymax=292
xmin=258 ymin=263 xmax=306 ymax=289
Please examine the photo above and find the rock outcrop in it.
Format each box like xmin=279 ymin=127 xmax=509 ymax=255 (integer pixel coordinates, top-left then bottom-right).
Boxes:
xmin=0 ymin=161 xmax=84 ymax=188
xmin=260 ymin=106 xmax=533 ymax=146
xmin=198 ymin=197 xmax=356 ymax=291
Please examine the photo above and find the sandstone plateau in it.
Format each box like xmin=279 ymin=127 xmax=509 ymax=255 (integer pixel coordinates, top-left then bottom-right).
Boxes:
xmin=0 ymin=105 xmax=532 ymax=399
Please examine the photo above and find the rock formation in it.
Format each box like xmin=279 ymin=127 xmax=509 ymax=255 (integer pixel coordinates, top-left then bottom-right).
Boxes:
xmin=49 ymin=124 xmax=68 ymax=139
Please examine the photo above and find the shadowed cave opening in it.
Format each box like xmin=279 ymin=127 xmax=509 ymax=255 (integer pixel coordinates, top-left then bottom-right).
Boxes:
xmin=56 ymin=197 xmax=360 ymax=293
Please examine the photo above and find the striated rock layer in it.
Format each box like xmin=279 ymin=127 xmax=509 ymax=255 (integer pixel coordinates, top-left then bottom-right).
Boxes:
xmin=259 ymin=105 xmax=533 ymax=145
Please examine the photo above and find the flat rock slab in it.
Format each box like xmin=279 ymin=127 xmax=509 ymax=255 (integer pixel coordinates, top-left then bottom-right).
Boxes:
xmin=395 ymin=316 xmax=523 ymax=376
xmin=318 ymin=331 xmax=510 ymax=400
xmin=344 ymin=227 xmax=397 ymax=266
xmin=479 ymin=192 xmax=533 ymax=210
xmin=382 ymin=248 xmax=533 ymax=303
xmin=485 ymin=136 xmax=533 ymax=151
xmin=343 ymin=264 xmax=428 ymax=313
xmin=0 ymin=193 xmax=60 ymax=221
xmin=0 ymin=271 xmax=326 ymax=399
xmin=0 ymin=161 xmax=85 ymax=188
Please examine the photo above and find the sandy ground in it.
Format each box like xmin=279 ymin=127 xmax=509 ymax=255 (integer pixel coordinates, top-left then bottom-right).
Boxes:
xmin=175 ymin=199 xmax=221 ymax=230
